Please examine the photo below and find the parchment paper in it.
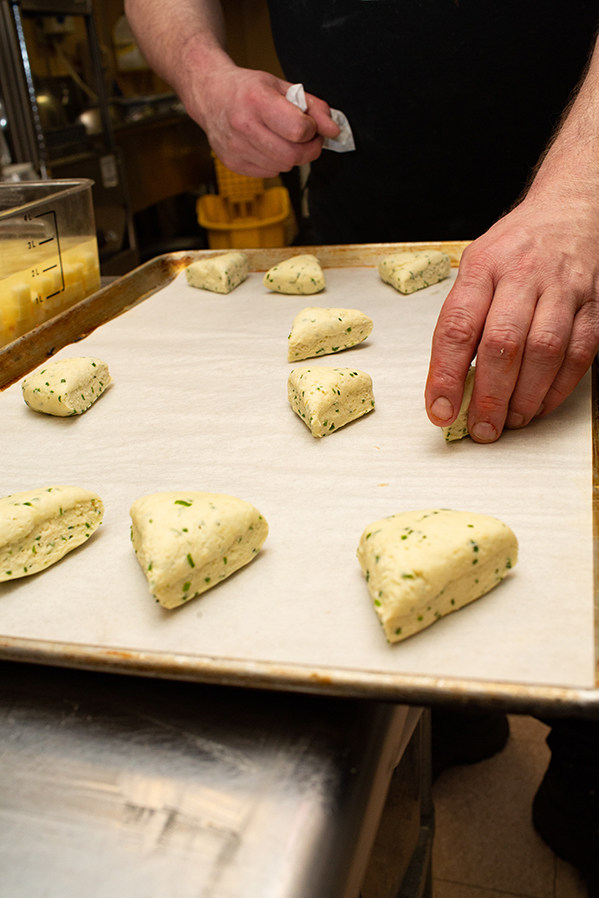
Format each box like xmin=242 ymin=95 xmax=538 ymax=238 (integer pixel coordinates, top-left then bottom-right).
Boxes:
xmin=0 ymin=265 xmax=595 ymax=689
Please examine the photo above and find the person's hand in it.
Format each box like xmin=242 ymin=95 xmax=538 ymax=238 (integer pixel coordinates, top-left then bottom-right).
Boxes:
xmin=182 ymin=63 xmax=340 ymax=177
xmin=425 ymin=191 xmax=599 ymax=442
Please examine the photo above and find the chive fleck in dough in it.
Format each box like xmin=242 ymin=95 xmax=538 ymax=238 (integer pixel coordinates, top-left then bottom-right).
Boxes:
xmin=442 ymin=366 xmax=476 ymax=442
xmin=185 ymin=252 xmax=250 ymax=294
xmin=288 ymin=366 xmax=375 ymax=437
xmin=357 ymin=509 xmax=518 ymax=643
xmin=130 ymin=491 xmax=269 ymax=609
xmin=264 ymin=254 xmax=325 ymax=294
xmin=22 ymin=357 xmax=112 ymax=416
xmin=0 ymin=486 xmax=104 ymax=581
xmin=378 ymin=250 xmax=451 ymax=294
xmin=288 ymin=307 xmax=373 ymax=361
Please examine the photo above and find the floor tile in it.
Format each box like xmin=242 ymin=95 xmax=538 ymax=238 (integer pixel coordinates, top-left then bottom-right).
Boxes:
xmin=555 ymin=858 xmax=589 ymax=898
xmin=508 ymin=714 xmax=551 ymax=744
xmin=432 ymin=728 xmax=554 ymax=898
xmin=433 ymin=880 xmax=535 ymax=898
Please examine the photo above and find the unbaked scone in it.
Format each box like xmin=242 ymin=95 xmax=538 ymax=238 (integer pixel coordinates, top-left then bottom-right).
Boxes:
xmin=288 ymin=307 xmax=373 ymax=361
xmin=357 ymin=509 xmax=517 ymax=643
xmin=22 ymin=357 xmax=112 ymax=416
xmin=442 ymin=366 xmax=475 ymax=441
xmin=130 ymin=491 xmax=268 ymax=609
xmin=288 ymin=366 xmax=375 ymax=437
xmin=264 ymin=254 xmax=325 ymax=295
xmin=378 ymin=250 xmax=451 ymax=294
xmin=0 ymin=486 xmax=104 ymax=581
xmin=185 ymin=252 xmax=250 ymax=294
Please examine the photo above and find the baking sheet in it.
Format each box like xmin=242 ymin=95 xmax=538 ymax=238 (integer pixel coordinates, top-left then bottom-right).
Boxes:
xmin=0 ymin=248 xmax=597 ymax=710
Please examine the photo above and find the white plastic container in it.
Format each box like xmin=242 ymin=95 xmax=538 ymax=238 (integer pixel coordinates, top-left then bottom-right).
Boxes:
xmin=0 ymin=179 xmax=101 ymax=348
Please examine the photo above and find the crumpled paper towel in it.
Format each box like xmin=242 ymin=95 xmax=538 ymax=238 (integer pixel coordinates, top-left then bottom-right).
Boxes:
xmin=286 ymin=83 xmax=355 ymax=153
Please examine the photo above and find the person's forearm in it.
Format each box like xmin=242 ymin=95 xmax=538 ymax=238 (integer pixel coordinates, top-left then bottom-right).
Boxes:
xmin=524 ymin=37 xmax=599 ymax=204
xmin=124 ymin=0 xmax=232 ymax=106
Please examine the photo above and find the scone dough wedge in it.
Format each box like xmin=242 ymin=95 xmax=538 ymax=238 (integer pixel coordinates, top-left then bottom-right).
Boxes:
xmin=0 ymin=486 xmax=104 ymax=581
xmin=288 ymin=307 xmax=373 ymax=361
xmin=130 ymin=491 xmax=268 ymax=609
xmin=442 ymin=366 xmax=475 ymax=441
xmin=378 ymin=250 xmax=451 ymax=294
xmin=185 ymin=252 xmax=250 ymax=294
xmin=288 ymin=366 xmax=375 ymax=437
xmin=22 ymin=357 xmax=112 ymax=416
xmin=357 ymin=509 xmax=517 ymax=643
xmin=264 ymin=254 xmax=325 ymax=295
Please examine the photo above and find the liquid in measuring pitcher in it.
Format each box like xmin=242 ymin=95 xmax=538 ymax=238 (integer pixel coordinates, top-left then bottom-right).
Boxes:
xmin=0 ymin=236 xmax=101 ymax=348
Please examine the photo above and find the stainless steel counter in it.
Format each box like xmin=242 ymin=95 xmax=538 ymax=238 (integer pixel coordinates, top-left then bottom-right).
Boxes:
xmin=0 ymin=661 xmax=427 ymax=898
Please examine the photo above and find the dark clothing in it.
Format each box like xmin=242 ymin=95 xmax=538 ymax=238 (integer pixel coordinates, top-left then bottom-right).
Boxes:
xmin=544 ymin=717 xmax=599 ymax=782
xmin=535 ymin=718 xmax=599 ymax=896
xmin=267 ymin=0 xmax=599 ymax=242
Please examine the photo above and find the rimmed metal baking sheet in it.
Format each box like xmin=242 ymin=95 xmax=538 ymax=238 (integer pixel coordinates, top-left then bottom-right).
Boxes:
xmin=1 ymin=243 xmax=597 ymax=717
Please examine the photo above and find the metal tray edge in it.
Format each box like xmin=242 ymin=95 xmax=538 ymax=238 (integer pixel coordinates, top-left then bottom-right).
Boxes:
xmin=0 ymin=633 xmax=597 ymax=717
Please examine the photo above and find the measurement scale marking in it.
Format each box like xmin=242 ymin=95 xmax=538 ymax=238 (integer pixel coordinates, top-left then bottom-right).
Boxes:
xmin=35 ymin=209 xmax=64 ymax=293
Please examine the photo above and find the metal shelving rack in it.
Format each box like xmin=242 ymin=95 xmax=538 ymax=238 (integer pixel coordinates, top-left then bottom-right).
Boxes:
xmin=0 ymin=0 xmax=138 ymax=273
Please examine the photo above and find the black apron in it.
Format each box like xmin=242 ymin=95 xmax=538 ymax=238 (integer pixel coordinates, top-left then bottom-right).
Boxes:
xmin=266 ymin=1 xmax=599 ymax=241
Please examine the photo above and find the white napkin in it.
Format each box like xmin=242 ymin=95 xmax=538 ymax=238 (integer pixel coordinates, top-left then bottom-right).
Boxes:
xmin=286 ymin=83 xmax=356 ymax=152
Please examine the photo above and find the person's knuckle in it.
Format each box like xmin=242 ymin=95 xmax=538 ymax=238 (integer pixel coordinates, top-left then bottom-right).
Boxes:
xmin=475 ymin=392 xmax=506 ymax=417
xmin=458 ymin=240 xmax=505 ymax=282
xmin=566 ymin=335 xmax=597 ymax=371
xmin=479 ymin=326 xmax=521 ymax=362
xmin=436 ymin=309 xmax=478 ymax=346
xmin=458 ymin=241 xmax=481 ymax=267
xmin=507 ymin=396 xmax=534 ymax=420
xmin=429 ymin=366 xmax=465 ymax=394
xmin=526 ymin=329 xmax=565 ymax=364
xmin=546 ymin=384 xmax=570 ymax=408
xmin=242 ymin=80 xmax=265 ymax=106
xmin=229 ymin=108 xmax=252 ymax=136
xmin=286 ymin=118 xmax=311 ymax=143
xmin=509 ymin=252 xmax=540 ymax=285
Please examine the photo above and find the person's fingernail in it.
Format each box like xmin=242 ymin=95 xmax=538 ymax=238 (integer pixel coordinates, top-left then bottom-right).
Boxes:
xmin=431 ymin=397 xmax=453 ymax=421
xmin=471 ymin=421 xmax=498 ymax=442
xmin=505 ymin=412 xmax=525 ymax=429
xmin=534 ymin=403 xmax=545 ymax=418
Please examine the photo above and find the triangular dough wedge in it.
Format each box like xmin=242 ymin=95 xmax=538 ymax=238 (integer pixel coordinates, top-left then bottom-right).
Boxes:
xmin=378 ymin=250 xmax=451 ymax=294
xmin=288 ymin=366 xmax=375 ymax=437
xmin=0 ymin=486 xmax=104 ymax=580
xmin=288 ymin=307 xmax=373 ymax=361
xmin=130 ymin=492 xmax=268 ymax=609
xmin=185 ymin=252 xmax=250 ymax=294
xmin=357 ymin=509 xmax=517 ymax=643
xmin=22 ymin=357 xmax=111 ymax=416
xmin=442 ymin=366 xmax=475 ymax=441
xmin=264 ymin=254 xmax=325 ymax=294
